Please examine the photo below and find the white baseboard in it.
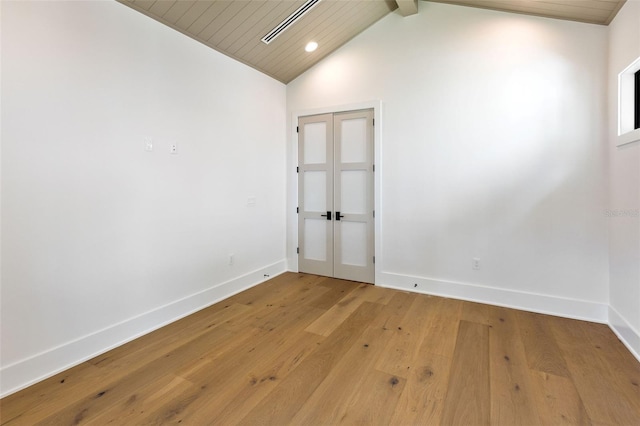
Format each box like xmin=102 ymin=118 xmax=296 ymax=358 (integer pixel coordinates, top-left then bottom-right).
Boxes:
xmin=608 ymin=306 xmax=640 ymax=363
xmin=0 ymin=260 xmax=287 ymax=398
xmin=376 ymin=271 xmax=609 ymax=324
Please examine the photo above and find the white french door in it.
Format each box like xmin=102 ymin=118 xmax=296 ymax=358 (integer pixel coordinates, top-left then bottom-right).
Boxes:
xmin=298 ymin=109 xmax=374 ymax=284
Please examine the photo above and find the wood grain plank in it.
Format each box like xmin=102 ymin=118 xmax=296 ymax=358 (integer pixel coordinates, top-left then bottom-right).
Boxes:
xmin=375 ymin=293 xmax=439 ymax=378
xmin=305 ymin=294 xmax=364 ymax=336
xmin=84 ymin=374 xmax=196 ymax=425
xmin=237 ymin=301 xmax=384 ymax=425
xmin=207 ymin=332 xmax=324 ymax=425
xmin=529 ymin=370 xmax=592 ymax=425
xmin=356 ymin=282 xmax=395 ymax=305
xmin=145 ymin=328 xmax=323 ymax=424
xmin=488 ymin=306 xmax=541 ymax=425
xmin=95 ymin=298 xmax=326 ymax=425
xmin=461 ymin=300 xmax=493 ymax=326
xmin=247 ymin=285 xmax=330 ymax=332
xmin=579 ymin=321 xmax=640 ymax=405
xmin=3 ymin=273 xmax=640 ymax=425
xmin=1 ymin=303 xmax=251 ymax=425
xmin=339 ymin=369 xmax=406 ymax=425
xmin=305 ymin=283 xmax=392 ymax=337
xmin=418 ymin=296 xmax=462 ymax=358
xmin=0 ymin=363 xmax=101 ymax=425
xmin=223 ymin=272 xmax=322 ymax=308
xmin=32 ymin=324 xmax=239 ymax=425
xmin=290 ymin=292 xmax=413 ymax=424
xmin=389 ymin=353 xmax=452 ymax=425
xmin=389 ymin=296 xmax=460 ymax=425
xmin=27 ymin=296 xmax=292 ymax=424
xmin=88 ymin=302 xmax=251 ymax=369
xmin=516 ymin=310 xmax=571 ymax=377
xmin=550 ymin=316 xmax=640 ymax=425
xmin=441 ymin=320 xmax=491 ymax=426
xmin=306 ymin=278 xmax=359 ymax=310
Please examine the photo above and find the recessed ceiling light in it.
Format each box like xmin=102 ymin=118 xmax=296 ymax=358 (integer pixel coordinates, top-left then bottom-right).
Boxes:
xmin=305 ymin=41 xmax=318 ymax=52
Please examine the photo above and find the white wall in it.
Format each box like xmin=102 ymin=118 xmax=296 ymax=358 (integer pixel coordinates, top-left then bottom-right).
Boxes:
xmin=0 ymin=0 xmax=286 ymax=396
xmin=287 ymin=2 xmax=610 ymax=321
xmin=607 ymin=0 xmax=640 ymax=360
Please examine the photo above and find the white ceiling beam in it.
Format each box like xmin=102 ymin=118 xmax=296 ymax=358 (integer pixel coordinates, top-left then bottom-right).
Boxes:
xmin=396 ymin=0 xmax=418 ymax=16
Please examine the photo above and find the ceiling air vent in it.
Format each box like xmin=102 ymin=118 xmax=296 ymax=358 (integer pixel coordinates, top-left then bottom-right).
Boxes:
xmin=261 ymin=0 xmax=322 ymax=45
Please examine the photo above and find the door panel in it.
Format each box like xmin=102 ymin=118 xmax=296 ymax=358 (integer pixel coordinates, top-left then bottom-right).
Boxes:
xmin=298 ymin=109 xmax=374 ymax=284
xmin=340 ymin=170 xmax=368 ymax=214
xmin=298 ymin=114 xmax=333 ymax=277
xmin=340 ymin=221 xmax=368 ymax=267
xmin=303 ymin=121 xmax=328 ymax=164
xmin=304 ymin=219 xmax=328 ymax=261
xmin=340 ymin=117 xmax=368 ymax=163
xmin=303 ymin=171 xmax=327 ymax=212
xmin=333 ymin=110 xmax=374 ymax=283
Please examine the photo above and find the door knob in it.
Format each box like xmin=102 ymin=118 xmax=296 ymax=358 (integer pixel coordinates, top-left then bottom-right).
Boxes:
xmin=321 ymin=211 xmax=332 ymax=220
xmin=335 ymin=211 xmax=343 ymax=221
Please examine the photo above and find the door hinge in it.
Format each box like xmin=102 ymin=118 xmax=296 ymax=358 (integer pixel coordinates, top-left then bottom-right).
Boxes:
xmin=297 ymin=247 xmax=299 ymax=254
xmin=373 ymin=210 xmax=375 ymax=218
xmin=373 ymin=118 xmax=375 ymax=126
xmin=373 ymin=164 xmax=375 ymax=172
xmin=297 ymin=207 xmax=299 ymax=214
xmin=373 ymin=256 xmax=375 ymax=264
xmin=297 ymin=126 xmax=299 ymax=133
xmin=296 ymin=166 xmax=299 ymax=173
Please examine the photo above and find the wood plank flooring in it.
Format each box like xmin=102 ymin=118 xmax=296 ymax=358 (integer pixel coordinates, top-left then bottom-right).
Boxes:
xmin=2 ymin=272 xmax=639 ymax=425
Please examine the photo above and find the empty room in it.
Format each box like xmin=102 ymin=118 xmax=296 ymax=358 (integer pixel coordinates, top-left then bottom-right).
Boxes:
xmin=1 ymin=0 xmax=639 ymax=424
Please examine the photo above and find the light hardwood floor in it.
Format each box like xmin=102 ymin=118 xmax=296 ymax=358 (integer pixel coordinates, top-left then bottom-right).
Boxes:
xmin=2 ymin=272 xmax=639 ymax=425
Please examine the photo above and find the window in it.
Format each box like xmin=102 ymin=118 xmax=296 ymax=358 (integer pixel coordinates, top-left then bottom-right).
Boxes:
xmin=635 ymin=69 xmax=640 ymax=130
xmin=617 ymin=56 xmax=640 ymax=146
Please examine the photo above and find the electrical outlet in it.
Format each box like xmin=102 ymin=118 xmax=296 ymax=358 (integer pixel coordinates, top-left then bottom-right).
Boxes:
xmin=473 ymin=258 xmax=481 ymax=270
xmin=170 ymin=143 xmax=178 ymax=154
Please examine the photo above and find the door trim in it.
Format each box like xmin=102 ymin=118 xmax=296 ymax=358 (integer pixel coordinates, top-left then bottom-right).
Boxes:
xmin=290 ymin=100 xmax=382 ymax=284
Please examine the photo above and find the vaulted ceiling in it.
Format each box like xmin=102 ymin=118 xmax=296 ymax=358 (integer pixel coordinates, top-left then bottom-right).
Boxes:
xmin=118 ymin=0 xmax=627 ymax=84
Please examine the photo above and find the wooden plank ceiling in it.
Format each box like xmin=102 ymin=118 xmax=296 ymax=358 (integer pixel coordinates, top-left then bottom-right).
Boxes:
xmin=430 ymin=0 xmax=626 ymax=26
xmin=118 ymin=0 xmax=398 ymax=83
xmin=118 ymin=0 xmax=626 ymax=84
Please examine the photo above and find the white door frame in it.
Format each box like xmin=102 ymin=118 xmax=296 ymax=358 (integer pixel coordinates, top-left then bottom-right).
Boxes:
xmin=289 ymin=100 xmax=382 ymax=284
